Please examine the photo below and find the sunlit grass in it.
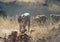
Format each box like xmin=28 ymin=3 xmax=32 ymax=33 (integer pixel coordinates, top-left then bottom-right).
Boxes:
xmin=0 ymin=16 xmax=19 ymax=37
xmin=0 ymin=16 xmax=60 ymax=42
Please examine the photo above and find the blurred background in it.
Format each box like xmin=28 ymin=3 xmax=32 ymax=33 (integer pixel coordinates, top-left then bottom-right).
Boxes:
xmin=0 ymin=0 xmax=60 ymax=17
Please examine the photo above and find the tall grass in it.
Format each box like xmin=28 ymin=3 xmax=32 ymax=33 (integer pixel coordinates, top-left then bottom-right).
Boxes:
xmin=0 ymin=16 xmax=60 ymax=42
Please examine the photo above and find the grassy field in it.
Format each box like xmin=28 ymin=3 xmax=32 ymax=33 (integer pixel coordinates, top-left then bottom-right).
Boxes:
xmin=0 ymin=17 xmax=60 ymax=42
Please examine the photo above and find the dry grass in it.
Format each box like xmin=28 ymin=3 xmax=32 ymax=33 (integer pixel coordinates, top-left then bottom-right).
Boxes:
xmin=0 ymin=16 xmax=60 ymax=42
